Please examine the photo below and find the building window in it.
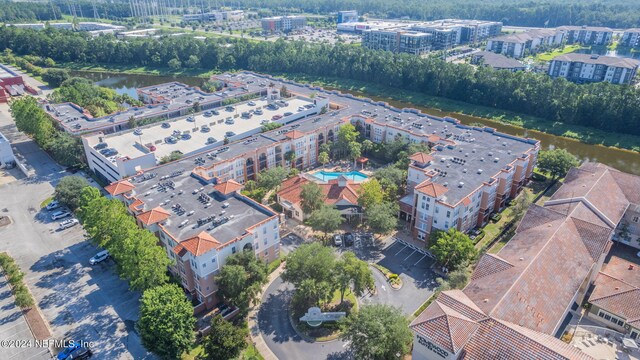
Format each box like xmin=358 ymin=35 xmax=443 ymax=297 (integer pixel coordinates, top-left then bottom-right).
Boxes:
xmin=232 ymin=246 xmax=237 ymax=254
xmin=446 ymin=211 xmax=451 ymax=218
xmin=211 ymin=258 xmax=216 ymax=263
xmin=633 ymin=216 xmax=639 ymax=223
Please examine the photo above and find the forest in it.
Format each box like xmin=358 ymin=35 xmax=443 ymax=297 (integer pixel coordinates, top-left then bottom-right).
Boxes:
xmin=0 ymin=27 xmax=639 ymax=138
xmin=1 ymin=0 xmax=640 ymax=28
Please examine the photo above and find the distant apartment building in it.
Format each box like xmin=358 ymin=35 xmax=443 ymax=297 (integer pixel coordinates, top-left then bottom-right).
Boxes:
xmin=182 ymin=10 xmax=244 ymax=22
xmin=261 ymin=16 xmax=306 ymax=33
xmin=620 ymin=29 xmax=640 ymax=48
xmin=106 ymin=174 xmax=280 ymax=311
xmin=360 ymin=19 xmax=502 ymax=54
xmin=486 ymin=28 xmax=563 ymax=58
xmin=548 ymin=53 xmax=639 ymax=84
xmin=5 ymin=23 xmax=45 ymax=30
xmin=48 ymin=23 xmax=74 ymax=30
xmin=471 ymin=51 xmax=526 ymax=71
xmin=337 ymin=10 xmax=358 ymax=24
xmin=362 ymin=29 xmax=432 ymax=55
xmin=558 ymin=25 xmax=613 ymax=46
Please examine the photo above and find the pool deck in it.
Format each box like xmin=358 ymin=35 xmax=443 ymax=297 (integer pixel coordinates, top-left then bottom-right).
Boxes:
xmin=307 ymin=165 xmax=372 ymax=183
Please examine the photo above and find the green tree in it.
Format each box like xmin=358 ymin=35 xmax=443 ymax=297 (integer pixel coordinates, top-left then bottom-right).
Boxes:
xmin=282 ymin=242 xmax=336 ymax=307
xmin=41 ymin=68 xmax=70 ymax=87
xmin=137 ymin=284 xmax=195 ymax=360
xmin=201 ymin=315 xmax=248 ymax=360
xmin=307 ymin=205 xmax=344 ymax=239
xmin=365 ymin=202 xmax=398 ymax=235
xmin=280 ymin=85 xmax=288 ymax=97
xmin=361 ymin=139 xmax=374 ymax=155
xmin=284 ymin=150 xmax=297 ymax=167
xmin=335 ymin=252 xmax=374 ymax=303
xmin=54 ymin=175 xmax=90 ymax=210
xmin=318 ymin=151 xmax=330 ymax=169
xmin=340 ymin=304 xmax=412 ymax=360
xmin=436 ymin=263 xmax=472 ymax=291
xmin=159 ymin=151 xmax=183 ymax=164
xmin=349 ymin=141 xmax=362 ymax=168
xmin=300 ymin=182 xmax=324 ymax=215
xmin=186 ymin=54 xmax=200 ymax=68
xmin=358 ymin=178 xmax=384 ymax=209
xmin=167 ymin=58 xmax=181 ymax=70
xmin=333 ymin=123 xmax=359 ymax=159
xmin=537 ymin=148 xmax=579 ymax=180
xmin=429 ymin=229 xmax=477 ymax=271
xmin=216 ymin=250 xmax=267 ymax=313
xmin=257 ymin=166 xmax=290 ymax=191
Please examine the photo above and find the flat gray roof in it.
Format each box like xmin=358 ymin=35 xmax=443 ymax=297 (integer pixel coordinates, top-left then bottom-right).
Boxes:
xmin=551 ymin=53 xmax=640 ymax=69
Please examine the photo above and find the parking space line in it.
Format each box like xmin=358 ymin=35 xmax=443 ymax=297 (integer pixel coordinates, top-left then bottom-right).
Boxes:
xmin=394 ymin=244 xmax=409 ymax=256
xmin=414 ymin=254 xmax=428 ymax=266
xmin=403 ymin=249 xmax=418 ymax=262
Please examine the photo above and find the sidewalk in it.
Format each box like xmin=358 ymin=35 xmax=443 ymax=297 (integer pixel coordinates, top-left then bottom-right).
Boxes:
xmin=247 ymin=263 xmax=286 ymax=360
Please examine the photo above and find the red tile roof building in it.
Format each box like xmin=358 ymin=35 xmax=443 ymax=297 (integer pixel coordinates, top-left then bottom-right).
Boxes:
xmin=276 ymin=174 xmax=363 ymax=221
xmin=411 ymin=163 xmax=640 ymax=360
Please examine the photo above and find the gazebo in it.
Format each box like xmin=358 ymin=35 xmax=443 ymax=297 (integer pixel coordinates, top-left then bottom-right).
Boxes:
xmin=356 ymin=156 xmax=369 ymax=170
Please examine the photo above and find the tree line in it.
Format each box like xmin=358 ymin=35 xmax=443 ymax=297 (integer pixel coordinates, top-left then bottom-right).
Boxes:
xmin=1 ymin=27 xmax=639 ymax=138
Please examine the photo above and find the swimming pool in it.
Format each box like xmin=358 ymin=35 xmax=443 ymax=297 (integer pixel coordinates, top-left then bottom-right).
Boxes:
xmin=311 ymin=171 xmax=369 ymax=182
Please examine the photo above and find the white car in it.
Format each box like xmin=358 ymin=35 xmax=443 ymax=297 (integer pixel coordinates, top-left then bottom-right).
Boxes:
xmin=58 ymin=218 xmax=79 ymax=230
xmin=51 ymin=210 xmax=71 ymax=220
xmin=46 ymin=200 xmax=60 ymax=211
xmin=89 ymin=250 xmax=110 ymax=265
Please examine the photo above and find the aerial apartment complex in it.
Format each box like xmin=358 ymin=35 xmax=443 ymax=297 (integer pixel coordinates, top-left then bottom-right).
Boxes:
xmin=411 ymin=162 xmax=640 ymax=360
xmin=79 ymin=71 xmax=544 ymax=312
xmin=557 ymin=25 xmax=614 ymax=46
xmin=261 ymin=16 xmax=307 ymax=33
xmin=548 ymin=53 xmax=639 ymax=84
xmin=485 ymin=28 xmax=563 ymax=59
xmin=360 ymin=19 xmax=502 ymax=54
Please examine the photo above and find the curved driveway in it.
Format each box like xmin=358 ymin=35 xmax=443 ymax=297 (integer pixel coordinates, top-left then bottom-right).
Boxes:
xmin=258 ymin=277 xmax=349 ymax=360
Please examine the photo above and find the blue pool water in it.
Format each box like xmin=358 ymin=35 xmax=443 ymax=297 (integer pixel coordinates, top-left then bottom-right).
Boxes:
xmin=312 ymin=171 xmax=369 ymax=182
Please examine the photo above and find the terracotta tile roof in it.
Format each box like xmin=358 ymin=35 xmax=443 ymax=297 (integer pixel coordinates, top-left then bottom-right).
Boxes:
xmin=589 ymin=256 xmax=640 ymax=325
xmin=410 ymin=300 xmax=479 ymax=354
xmin=105 ymin=180 xmax=136 ymax=195
xmin=461 ymin=318 xmax=594 ymax=360
xmin=409 ymin=152 xmax=433 ymax=164
xmin=471 ymin=254 xmax=514 ymax=281
xmin=461 ymin=197 xmax=471 ymax=206
xmin=213 ymin=179 xmax=243 ymax=195
xmin=137 ymin=207 xmax=171 ymax=225
xmin=415 ymin=181 xmax=448 ymax=198
xmin=284 ymin=130 xmax=305 ymax=139
xmin=175 ymin=231 xmax=221 ymax=256
xmin=128 ymin=199 xmax=145 ymax=212
xmin=278 ymin=177 xmax=362 ymax=207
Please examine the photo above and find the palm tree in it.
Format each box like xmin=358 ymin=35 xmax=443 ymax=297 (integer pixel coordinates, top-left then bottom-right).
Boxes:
xmin=318 ymin=151 xmax=329 ymax=170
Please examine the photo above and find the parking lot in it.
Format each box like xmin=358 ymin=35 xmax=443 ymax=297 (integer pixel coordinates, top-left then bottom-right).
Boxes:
xmin=0 ymin=103 xmax=151 ymax=359
xmin=283 ymin=28 xmax=361 ymax=44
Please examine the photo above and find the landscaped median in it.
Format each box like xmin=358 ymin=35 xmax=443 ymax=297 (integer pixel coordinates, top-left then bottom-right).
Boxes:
xmin=371 ymin=263 xmax=403 ymax=290
xmin=289 ymin=289 xmax=358 ymax=342
xmin=0 ymin=252 xmax=51 ymax=340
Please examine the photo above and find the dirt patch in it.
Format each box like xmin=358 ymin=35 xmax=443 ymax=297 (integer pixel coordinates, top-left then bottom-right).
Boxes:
xmin=23 ymin=307 xmax=51 ymax=340
xmin=0 ymin=216 xmax=10 ymax=227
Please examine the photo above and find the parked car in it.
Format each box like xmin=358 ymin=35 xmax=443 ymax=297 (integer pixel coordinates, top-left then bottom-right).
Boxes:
xmin=225 ymin=118 xmax=235 ymax=125
xmin=181 ymin=134 xmax=192 ymax=140
xmin=254 ymin=109 xmax=263 ymax=115
xmin=186 ymin=116 xmax=195 ymax=122
xmin=201 ymin=126 xmax=210 ymax=133
xmin=241 ymin=112 xmax=252 ymax=118
xmin=207 ymin=137 xmax=217 ymax=144
xmin=46 ymin=200 xmax=60 ymax=211
xmin=284 ymin=111 xmax=293 ymax=116
xmin=57 ymin=343 xmax=82 ymax=360
xmin=225 ymin=106 xmax=234 ymax=112
xmin=248 ymin=101 xmax=256 ymax=106
xmin=161 ymin=122 xmax=171 ymax=128
xmin=333 ymin=234 xmax=343 ymax=247
xmin=68 ymin=347 xmax=92 ymax=359
xmin=272 ymin=115 xmax=282 ymax=120
xmin=203 ymin=111 xmax=212 ymax=117
xmin=225 ymin=131 xmax=236 ymax=137
xmin=344 ymin=233 xmax=354 ymax=246
xmin=51 ymin=210 xmax=71 ymax=220
xmin=212 ymin=110 xmax=220 ymax=115
xmin=133 ymin=129 xmax=143 ymax=135
xmin=89 ymin=250 xmax=110 ymax=265
xmin=59 ymin=218 xmax=79 ymax=230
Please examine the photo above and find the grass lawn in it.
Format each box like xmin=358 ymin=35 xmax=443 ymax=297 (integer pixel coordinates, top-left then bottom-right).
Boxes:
xmin=535 ymin=45 xmax=584 ymax=62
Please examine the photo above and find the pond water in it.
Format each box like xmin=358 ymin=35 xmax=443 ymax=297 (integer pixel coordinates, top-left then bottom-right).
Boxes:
xmin=70 ymin=70 xmax=640 ymax=175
